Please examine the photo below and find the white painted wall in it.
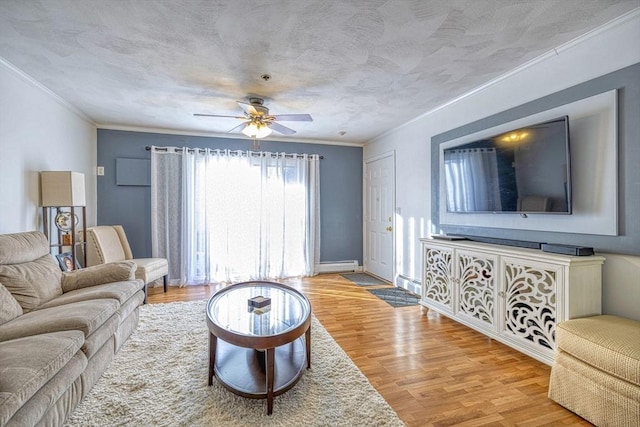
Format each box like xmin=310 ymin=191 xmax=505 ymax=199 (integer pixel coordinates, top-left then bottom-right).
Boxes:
xmin=0 ymin=59 xmax=97 ymax=233
xmin=364 ymin=13 xmax=640 ymax=320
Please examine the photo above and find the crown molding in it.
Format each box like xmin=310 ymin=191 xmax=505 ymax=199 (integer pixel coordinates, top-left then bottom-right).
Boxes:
xmin=96 ymin=124 xmax=365 ymax=148
xmin=370 ymin=7 xmax=640 ymax=144
xmin=0 ymin=56 xmax=95 ymax=124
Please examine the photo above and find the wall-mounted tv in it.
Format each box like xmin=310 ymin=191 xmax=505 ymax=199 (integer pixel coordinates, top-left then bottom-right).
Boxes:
xmin=443 ymin=116 xmax=571 ymax=214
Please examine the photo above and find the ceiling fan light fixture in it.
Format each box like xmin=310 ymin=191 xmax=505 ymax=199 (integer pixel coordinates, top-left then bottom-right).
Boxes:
xmin=242 ymin=121 xmax=272 ymax=139
xmin=196 ymin=97 xmax=310 ymax=137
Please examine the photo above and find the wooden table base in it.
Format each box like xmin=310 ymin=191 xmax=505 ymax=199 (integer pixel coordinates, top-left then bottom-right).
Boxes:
xmin=208 ymin=328 xmax=311 ymax=415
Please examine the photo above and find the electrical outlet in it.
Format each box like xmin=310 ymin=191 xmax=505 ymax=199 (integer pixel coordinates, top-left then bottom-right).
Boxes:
xmin=97 ymin=166 xmax=104 ymax=176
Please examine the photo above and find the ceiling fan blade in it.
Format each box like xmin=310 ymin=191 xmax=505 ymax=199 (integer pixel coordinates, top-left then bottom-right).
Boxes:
xmin=237 ymin=101 xmax=259 ymax=116
xmin=271 ymin=114 xmax=313 ymax=122
xmin=270 ymin=122 xmax=297 ymax=135
xmin=227 ymin=122 xmax=249 ymax=133
xmin=194 ymin=113 xmax=246 ymax=119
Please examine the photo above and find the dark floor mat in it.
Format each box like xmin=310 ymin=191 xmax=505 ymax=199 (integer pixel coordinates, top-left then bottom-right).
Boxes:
xmin=368 ymin=287 xmax=421 ymax=307
xmin=340 ymin=273 xmax=387 ymax=286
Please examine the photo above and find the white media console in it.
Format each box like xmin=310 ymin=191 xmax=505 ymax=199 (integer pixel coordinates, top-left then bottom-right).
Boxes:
xmin=420 ymin=238 xmax=605 ymax=365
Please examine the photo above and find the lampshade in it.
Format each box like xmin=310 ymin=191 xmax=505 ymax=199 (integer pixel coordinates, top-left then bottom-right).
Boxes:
xmin=40 ymin=171 xmax=86 ymax=207
xmin=241 ymin=122 xmax=272 ymax=139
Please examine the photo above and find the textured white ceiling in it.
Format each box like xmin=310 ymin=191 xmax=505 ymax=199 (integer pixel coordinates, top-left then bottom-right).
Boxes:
xmin=1 ymin=0 xmax=638 ymax=143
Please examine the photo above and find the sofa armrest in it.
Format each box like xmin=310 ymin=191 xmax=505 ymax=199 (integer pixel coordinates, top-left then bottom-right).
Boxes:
xmin=61 ymin=261 xmax=137 ymax=293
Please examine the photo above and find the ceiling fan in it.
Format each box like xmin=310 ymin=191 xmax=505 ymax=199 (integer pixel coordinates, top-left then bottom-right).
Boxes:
xmin=194 ymin=97 xmax=313 ymax=139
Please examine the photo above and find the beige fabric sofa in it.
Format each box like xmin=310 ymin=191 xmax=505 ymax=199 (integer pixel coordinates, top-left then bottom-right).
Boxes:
xmin=548 ymin=315 xmax=640 ymax=426
xmin=0 ymin=231 xmax=145 ymax=426
xmin=85 ymin=225 xmax=168 ymax=302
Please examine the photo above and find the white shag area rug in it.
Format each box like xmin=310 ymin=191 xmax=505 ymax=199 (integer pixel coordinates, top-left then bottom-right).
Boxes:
xmin=65 ymin=300 xmax=405 ymax=427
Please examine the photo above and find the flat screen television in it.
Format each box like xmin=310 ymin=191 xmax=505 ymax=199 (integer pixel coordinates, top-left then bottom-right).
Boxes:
xmin=443 ymin=116 xmax=571 ymax=214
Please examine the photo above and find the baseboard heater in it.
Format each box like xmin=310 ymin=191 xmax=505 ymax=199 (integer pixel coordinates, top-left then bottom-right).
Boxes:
xmin=315 ymin=260 xmax=360 ymax=273
xmin=397 ymin=274 xmax=421 ymax=286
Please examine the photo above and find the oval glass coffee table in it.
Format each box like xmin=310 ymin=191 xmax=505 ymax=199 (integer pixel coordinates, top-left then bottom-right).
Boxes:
xmin=206 ymin=281 xmax=311 ymax=415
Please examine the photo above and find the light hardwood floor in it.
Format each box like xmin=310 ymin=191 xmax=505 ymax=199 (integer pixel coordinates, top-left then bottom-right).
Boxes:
xmin=147 ymin=274 xmax=590 ymax=426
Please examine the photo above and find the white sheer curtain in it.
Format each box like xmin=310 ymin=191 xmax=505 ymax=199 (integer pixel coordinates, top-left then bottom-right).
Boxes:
xmin=444 ymin=147 xmax=502 ymax=212
xmin=150 ymin=146 xmax=320 ymax=285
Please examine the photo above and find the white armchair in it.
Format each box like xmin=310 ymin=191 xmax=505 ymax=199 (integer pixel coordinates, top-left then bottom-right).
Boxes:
xmin=85 ymin=225 xmax=168 ymax=303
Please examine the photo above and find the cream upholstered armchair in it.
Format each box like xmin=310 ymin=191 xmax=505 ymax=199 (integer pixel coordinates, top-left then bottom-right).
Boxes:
xmin=85 ymin=225 xmax=168 ymax=303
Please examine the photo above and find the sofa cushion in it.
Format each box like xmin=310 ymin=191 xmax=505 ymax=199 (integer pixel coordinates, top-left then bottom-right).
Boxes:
xmin=117 ymin=290 xmax=145 ymax=324
xmin=557 ymin=315 xmax=640 ymax=385
xmin=0 ymin=283 xmax=22 ymax=325
xmin=82 ymin=312 xmax=121 ymax=359
xmin=0 ymin=231 xmax=50 ymax=265
xmin=0 ymin=299 xmax=119 ymax=345
xmin=0 ymin=330 xmax=85 ymax=426
xmin=39 ymin=280 xmax=143 ymax=310
xmin=0 ymin=254 xmax=62 ymax=312
xmin=6 ymin=351 xmax=86 ymax=427
xmin=61 ymin=261 xmax=137 ymax=293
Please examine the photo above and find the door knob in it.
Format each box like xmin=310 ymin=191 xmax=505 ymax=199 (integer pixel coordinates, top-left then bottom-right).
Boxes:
xmin=386 ymin=226 xmax=393 ymax=231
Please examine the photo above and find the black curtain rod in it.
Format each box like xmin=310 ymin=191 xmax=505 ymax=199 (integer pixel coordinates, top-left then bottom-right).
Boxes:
xmin=145 ymin=146 xmax=323 ymax=159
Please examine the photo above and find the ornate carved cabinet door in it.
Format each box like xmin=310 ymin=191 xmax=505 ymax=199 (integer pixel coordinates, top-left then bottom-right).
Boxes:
xmin=422 ymin=244 xmax=454 ymax=314
xmin=499 ymin=257 xmax=562 ymax=361
xmin=456 ymin=250 xmax=498 ymax=333
xmin=419 ymin=238 xmax=603 ymax=365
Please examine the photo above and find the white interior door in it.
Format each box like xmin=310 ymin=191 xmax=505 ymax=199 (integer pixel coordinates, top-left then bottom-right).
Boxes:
xmin=364 ymin=154 xmax=394 ymax=281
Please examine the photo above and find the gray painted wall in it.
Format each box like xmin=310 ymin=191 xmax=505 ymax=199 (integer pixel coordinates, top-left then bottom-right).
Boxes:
xmin=97 ymin=130 xmax=363 ymax=264
xmin=431 ymin=63 xmax=640 ymax=256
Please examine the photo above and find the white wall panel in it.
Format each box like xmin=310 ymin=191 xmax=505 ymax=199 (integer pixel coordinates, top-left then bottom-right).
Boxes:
xmin=0 ymin=59 xmax=96 ymax=233
xmin=438 ymin=90 xmax=617 ymax=235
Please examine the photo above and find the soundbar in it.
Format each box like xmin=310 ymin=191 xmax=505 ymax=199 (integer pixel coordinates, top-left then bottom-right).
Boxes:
xmin=463 ymin=235 xmax=541 ymax=250
xmin=541 ymin=243 xmax=594 ymax=256
xmin=432 ymin=235 xmax=595 ymax=256
xmin=430 ymin=234 xmax=468 ymax=241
